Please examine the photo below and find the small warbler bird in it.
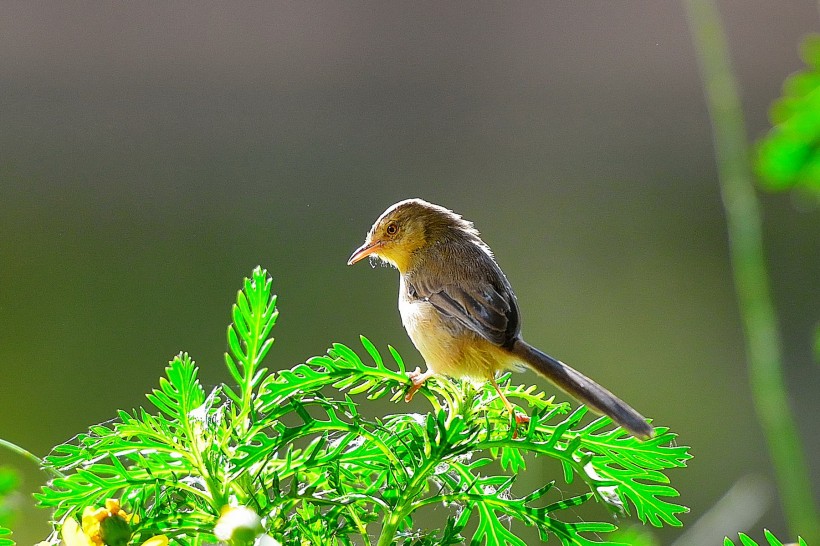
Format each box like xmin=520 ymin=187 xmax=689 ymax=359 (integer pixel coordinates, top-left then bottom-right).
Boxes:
xmin=348 ymin=198 xmax=654 ymax=440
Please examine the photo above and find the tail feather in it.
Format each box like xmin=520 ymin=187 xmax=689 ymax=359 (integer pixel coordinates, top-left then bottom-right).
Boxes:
xmin=509 ymin=339 xmax=654 ymax=440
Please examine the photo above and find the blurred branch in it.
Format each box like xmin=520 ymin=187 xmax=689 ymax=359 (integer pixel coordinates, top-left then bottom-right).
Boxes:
xmin=671 ymin=475 xmax=771 ymax=546
xmin=684 ymin=0 xmax=820 ymax=540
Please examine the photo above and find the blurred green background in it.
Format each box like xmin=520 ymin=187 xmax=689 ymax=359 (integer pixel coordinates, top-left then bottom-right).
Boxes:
xmin=0 ymin=3 xmax=817 ymax=544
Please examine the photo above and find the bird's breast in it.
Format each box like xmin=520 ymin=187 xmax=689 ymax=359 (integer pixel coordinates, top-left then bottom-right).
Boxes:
xmin=398 ymin=278 xmax=449 ymax=354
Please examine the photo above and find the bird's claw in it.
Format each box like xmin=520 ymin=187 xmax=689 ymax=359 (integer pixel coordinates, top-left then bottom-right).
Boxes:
xmin=407 ymin=366 xmax=425 ymax=383
xmin=405 ymin=367 xmax=431 ymax=402
xmin=513 ymin=412 xmax=530 ymax=426
xmin=509 ymin=411 xmax=530 ymax=439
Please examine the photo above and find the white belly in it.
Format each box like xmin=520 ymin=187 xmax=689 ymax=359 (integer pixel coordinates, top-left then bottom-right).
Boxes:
xmin=398 ymin=277 xmax=511 ymax=380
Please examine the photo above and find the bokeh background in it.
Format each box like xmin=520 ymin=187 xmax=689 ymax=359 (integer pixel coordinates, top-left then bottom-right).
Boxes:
xmin=1 ymin=2 xmax=818 ymax=544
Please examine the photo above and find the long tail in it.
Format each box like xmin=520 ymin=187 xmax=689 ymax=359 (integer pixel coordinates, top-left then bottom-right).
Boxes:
xmin=509 ymin=339 xmax=654 ymax=440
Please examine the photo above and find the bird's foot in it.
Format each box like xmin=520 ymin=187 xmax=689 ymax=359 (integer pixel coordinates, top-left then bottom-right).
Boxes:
xmin=513 ymin=412 xmax=530 ymax=426
xmin=489 ymin=376 xmax=529 ymax=434
xmin=405 ymin=367 xmax=434 ymax=402
xmin=508 ymin=411 xmax=530 ymax=439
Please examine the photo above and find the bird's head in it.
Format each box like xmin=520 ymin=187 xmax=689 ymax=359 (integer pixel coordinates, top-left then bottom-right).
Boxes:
xmin=347 ymin=198 xmax=483 ymax=273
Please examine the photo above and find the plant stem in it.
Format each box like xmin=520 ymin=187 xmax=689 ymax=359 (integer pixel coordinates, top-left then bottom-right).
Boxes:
xmin=684 ymin=0 xmax=820 ymax=540
xmin=0 ymin=437 xmax=50 ymax=473
xmin=375 ymin=459 xmax=439 ymax=546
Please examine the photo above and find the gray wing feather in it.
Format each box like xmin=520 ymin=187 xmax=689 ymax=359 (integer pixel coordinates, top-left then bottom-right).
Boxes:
xmin=407 ymin=258 xmax=520 ymax=347
xmin=426 ymin=285 xmax=510 ymax=344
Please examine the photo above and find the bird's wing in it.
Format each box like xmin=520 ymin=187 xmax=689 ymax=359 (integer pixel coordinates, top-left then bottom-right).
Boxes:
xmin=408 ymin=277 xmax=518 ymax=347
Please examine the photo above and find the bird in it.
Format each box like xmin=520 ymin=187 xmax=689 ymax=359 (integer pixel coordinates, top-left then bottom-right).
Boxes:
xmin=347 ymin=198 xmax=654 ymax=440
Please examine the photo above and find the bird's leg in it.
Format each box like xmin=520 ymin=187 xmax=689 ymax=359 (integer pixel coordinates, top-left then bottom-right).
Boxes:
xmin=490 ymin=376 xmax=530 ymax=426
xmin=405 ymin=367 xmax=435 ymax=402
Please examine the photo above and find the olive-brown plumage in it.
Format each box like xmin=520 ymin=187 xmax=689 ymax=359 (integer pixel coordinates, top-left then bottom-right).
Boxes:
xmin=348 ymin=198 xmax=654 ymax=440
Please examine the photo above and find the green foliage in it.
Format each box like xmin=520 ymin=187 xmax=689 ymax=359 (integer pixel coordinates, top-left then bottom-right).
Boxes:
xmin=755 ymin=34 xmax=820 ymax=196
xmin=31 ymin=266 xmax=690 ymax=545
xmin=608 ymin=524 xmax=658 ymax=546
xmin=0 ymin=467 xmax=20 ymax=529
xmin=724 ymin=529 xmax=808 ymax=546
xmin=0 ymin=527 xmax=12 ymax=546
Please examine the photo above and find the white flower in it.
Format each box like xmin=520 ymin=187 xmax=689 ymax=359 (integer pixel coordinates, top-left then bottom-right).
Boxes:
xmin=214 ymin=506 xmax=264 ymax=543
xmin=254 ymin=535 xmax=281 ymax=546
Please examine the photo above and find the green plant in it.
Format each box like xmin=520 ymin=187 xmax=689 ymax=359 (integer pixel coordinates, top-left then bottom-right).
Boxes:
xmin=685 ymin=0 xmax=820 ymax=540
xmin=0 ymin=467 xmax=19 ymax=530
xmin=725 ymin=530 xmax=808 ymax=546
xmin=755 ymin=33 xmax=820 ymax=197
xmin=0 ymin=466 xmax=20 ymax=546
xmin=15 ymin=267 xmax=689 ymax=545
xmin=0 ymin=527 xmax=12 ymax=546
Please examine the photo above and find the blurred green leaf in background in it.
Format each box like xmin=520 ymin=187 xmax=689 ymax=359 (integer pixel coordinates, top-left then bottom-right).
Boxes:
xmin=725 ymin=529 xmax=808 ymax=546
xmin=0 ymin=467 xmax=19 ymax=546
xmin=0 ymin=467 xmax=20 ymax=530
xmin=756 ymin=34 xmax=820 ymax=197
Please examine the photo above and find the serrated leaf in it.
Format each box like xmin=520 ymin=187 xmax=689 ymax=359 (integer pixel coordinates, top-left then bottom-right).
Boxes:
xmin=360 ymin=335 xmax=383 ymax=367
xmin=473 ymin=502 xmax=527 ymax=546
xmin=388 ymin=345 xmax=407 ymax=373
xmin=763 ymin=529 xmax=784 ymax=546
xmin=0 ymin=527 xmax=12 ymax=546
xmin=225 ymin=266 xmax=278 ymax=402
xmin=146 ymin=353 xmax=205 ymax=426
xmin=499 ymin=445 xmax=526 ymax=473
xmin=739 ymin=533 xmax=758 ymax=546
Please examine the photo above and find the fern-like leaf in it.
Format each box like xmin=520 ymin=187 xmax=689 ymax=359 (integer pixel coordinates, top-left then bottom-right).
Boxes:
xmin=225 ymin=266 xmax=279 ymax=404
xmin=29 ymin=268 xmax=691 ymax=546
xmin=725 ymin=530 xmax=808 ymax=546
xmin=146 ymin=353 xmax=204 ymax=426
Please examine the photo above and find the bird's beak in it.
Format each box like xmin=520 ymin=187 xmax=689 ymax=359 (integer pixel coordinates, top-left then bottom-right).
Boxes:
xmin=347 ymin=239 xmax=381 ymax=265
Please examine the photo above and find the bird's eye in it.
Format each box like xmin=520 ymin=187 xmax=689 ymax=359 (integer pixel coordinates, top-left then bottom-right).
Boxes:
xmin=386 ymin=223 xmax=398 ymax=235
